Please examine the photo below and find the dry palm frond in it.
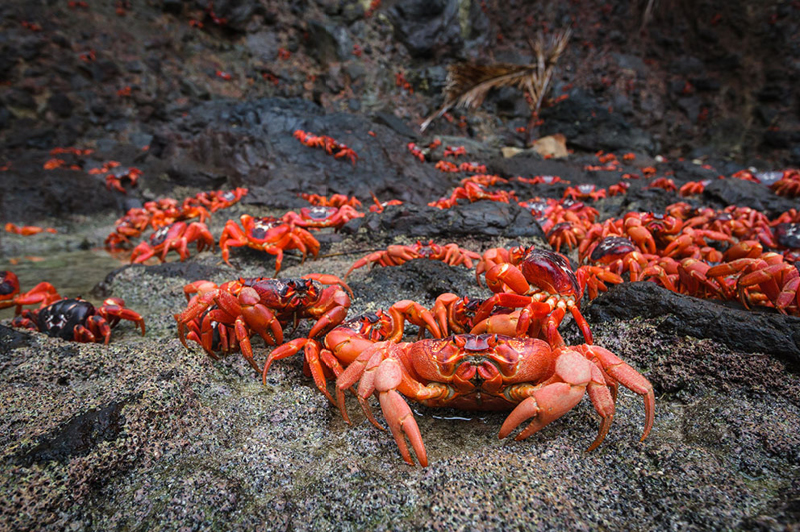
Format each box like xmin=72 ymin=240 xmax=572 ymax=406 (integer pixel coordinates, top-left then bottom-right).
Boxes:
xmin=640 ymin=0 xmax=657 ymax=31
xmin=420 ymin=28 xmax=571 ymax=132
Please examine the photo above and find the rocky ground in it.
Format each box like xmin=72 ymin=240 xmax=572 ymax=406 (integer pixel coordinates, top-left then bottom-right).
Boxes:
xmin=1 ymin=0 xmax=800 ymax=530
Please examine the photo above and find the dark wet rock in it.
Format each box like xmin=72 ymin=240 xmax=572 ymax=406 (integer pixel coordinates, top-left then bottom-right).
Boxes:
xmin=18 ymin=37 xmax=44 ymax=62
xmin=89 ymin=60 xmax=120 ymax=83
xmin=763 ymin=129 xmax=791 ymax=149
xmin=155 ymin=97 xmax=453 ymax=205
xmin=539 ymin=90 xmax=657 ymax=155
xmin=245 ymin=31 xmax=279 ymax=63
xmin=0 ymin=154 xmax=119 ymax=222
xmin=388 ymin=0 xmax=463 ymax=58
xmin=47 ymin=92 xmax=73 ymax=118
xmin=208 ymin=0 xmax=264 ymax=32
xmin=306 ymin=20 xmax=353 ymax=66
xmin=587 ymin=282 xmax=800 ymax=366
xmin=755 ymin=105 xmax=779 ymax=127
xmin=372 ymin=111 xmax=419 ymax=139
xmin=12 ymin=399 xmax=129 ymax=467
xmin=702 ymin=177 xmax=799 ymax=217
xmin=356 ymin=201 xmax=546 ymax=240
xmin=3 ymin=88 xmax=35 ymax=110
xmin=0 ymin=46 xmax=18 ymax=82
xmin=0 ymin=325 xmax=32 ymax=352
xmin=160 ymin=0 xmax=183 ymax=15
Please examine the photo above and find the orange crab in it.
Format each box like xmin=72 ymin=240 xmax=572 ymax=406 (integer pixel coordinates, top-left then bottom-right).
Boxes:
xmin=130 ymin=221 xmax=215 ymax=263
xmin=176 ymin=274 xmax=353 ymax=372
xmin=261 ymin=302 xmax=442 ymax=403
xmin=333 ymin=331 xmax=654 ymax=466
xmin=429 ymin=182 xmax=517 ymax=209
xmin=282 ymin=205 xmax=364 ymax=230
xmin=104 ymin=166 xmax=143 ymax=194
xmin=219 ymin=215 xmax=320 ymax=273
xmin=473 ymin=248 xmax=594 ymax=345
xmin=345 ymin=240 xmax=481 ymax=279
xmin=5 ymin=223 xmax=57 ymax=236
xmin=300 ymin=193 xmax=362 ymax=209
xmin=0 ymin=271 xmax=62 ymax=313
xmin=563 ymin=184 xmax=606 ymax=201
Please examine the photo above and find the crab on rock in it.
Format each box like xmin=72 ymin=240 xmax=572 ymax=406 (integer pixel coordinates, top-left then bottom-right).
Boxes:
xmin=261 ymin=302 xmax=443 ymax=404
xmin=175 ymin=274 xmax=352 ymax=373
xmin=333 ymin=332 xmax=654 ymax=466
xmin=345 ymin=240 xmax=481 ymax=279
xmin=474 ymin=248 xmax=594 ymax=345
xmin=130 ymin=221 xmax=215 ymax=263
xmin=219 ymin=215 xmax=320 ymax=274
xmin=0 ymin=271 xmax=62 ymax=314
xmin=11 ymin=297 xmax=145 ymax=343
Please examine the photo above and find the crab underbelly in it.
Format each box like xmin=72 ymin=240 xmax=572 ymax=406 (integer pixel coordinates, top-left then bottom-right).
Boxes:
xmin=420 ymin=391 xmax=517 ymax=411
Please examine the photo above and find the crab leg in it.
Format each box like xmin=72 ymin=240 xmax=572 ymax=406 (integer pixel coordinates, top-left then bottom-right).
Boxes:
xmin=573 ymin=345 xmax=655 ymax=443
xmin=216 ymin=288 xmax=284 ymax=346
xmin=374 ymin=358 xmax=427 ymax=466
xmin=498 ymin=350 xmax=594 ymax=442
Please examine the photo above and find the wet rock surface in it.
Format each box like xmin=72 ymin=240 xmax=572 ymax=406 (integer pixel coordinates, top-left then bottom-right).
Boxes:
xmin=1 ymin=0 xmax=800 ymax=529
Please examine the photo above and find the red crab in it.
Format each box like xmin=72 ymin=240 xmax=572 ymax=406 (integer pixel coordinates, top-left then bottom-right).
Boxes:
xmin=345 ymin=240 xmax=481 ymax=279
xmin=473 ymin=248 xmax=594 ymax=345
xmin=0 ymin=272 xmax=62 ymax=314
xmin=333 ymin=331 xmax=654 ymax=466
xmin=707 ymin=253 xmax=799 ymax=314
xmin=130 ymin=221 xmax=215 ymax=263
xmin=282 ymin=205 xmax=364 ymax=230
xmin=460 ymin=174 xmax=508 ymax=187
xmin=607 ymin=181 xmax=630 ymax=196
xmin=429 ymin=182 xmax=516 ymax=209
xmin=369 ymin=193 xmax=403 ymax=213
xmin=0 ymin=271 xmax=21 ymax=307
xmin=645 ymin=177 xmax=677 ymax=193
xmin=5 ymin=223 xmax=57 ymax=236
xmin=679 ymin=179 xmax=711 ymax=197
xmin=219 ymin=215 xmax=320 ymax=273
xmin=435 ymin=160 xmax=459 ymax=173
xmin=300 ymin=193 xmax=362 ymax=209
xmin=547 ymin=221 xmax=588 ymax=253
xmin=771 ymin=171 xmax=800 ymax=197
xmin=195 ymin=187 xmax=249 ymax=212
xmin=175 ymin=274 xmax=352 ymax=372
xmin=443 ymin=146 xmax=467 ymax=158
xmin=12 ymin=297 xmax=145 ymax=344
xmin=105 ymin=167 xmax=143 ymax=194
xmin=261 ymin=302 xmax=442 ymax=403
xmin=407 ymin=143 xmax=425 ymax=162
xmin=458 ymin=162 xmax=488 ymax=173
xmin=563 ymin=184 xmax=606 ymax=201
xmin=517 ymin=175 xmax=570 ymax=185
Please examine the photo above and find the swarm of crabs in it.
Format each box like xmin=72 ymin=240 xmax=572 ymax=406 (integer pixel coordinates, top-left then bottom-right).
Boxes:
xmin=7 ymin=136 xmax=800 ymax=467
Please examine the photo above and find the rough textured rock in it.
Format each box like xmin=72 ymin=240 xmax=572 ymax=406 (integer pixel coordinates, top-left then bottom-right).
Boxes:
xmin=352 ymin=201 xmax=547 ymax=241
xmin=540 ymin=90 xmax=658 ymax=155
xmin=587 ymin=282 xmax=800 ymax=366
xmin=387 ymin=0 xmax=463 ymax=58
xmin=152 ymin=98 xmax=455 ymax=206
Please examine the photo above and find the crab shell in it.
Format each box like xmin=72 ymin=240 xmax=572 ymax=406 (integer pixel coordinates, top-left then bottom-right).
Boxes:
xmin=519 ymin=248 xmax=582 ymax=300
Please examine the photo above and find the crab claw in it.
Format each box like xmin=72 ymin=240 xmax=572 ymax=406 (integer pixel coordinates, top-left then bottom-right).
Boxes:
xmin=375 ymin=358 xmax=428 ymax=467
